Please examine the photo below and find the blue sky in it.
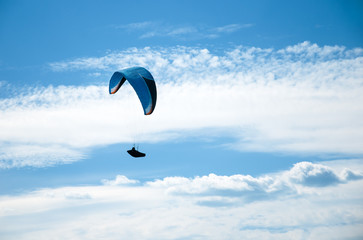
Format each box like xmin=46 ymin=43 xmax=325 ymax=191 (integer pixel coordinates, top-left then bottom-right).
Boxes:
xmin=1 ymin=0 xmax=363 ymax=239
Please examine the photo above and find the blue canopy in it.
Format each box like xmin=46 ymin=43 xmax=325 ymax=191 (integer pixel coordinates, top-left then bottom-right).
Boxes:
xmin=109 ymin=67 xmax=157 ymax=115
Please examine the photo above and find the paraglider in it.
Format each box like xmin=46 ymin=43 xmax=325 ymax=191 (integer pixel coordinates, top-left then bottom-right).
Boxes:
xmin=109 ymin=67 xmax=157 ymax=158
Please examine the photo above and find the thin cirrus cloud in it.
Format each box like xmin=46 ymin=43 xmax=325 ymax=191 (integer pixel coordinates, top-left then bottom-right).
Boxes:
xmin=0 ymin=160 xmax=362 ymax=239
xmin=1 ymin=42 xmax=363 ymax=168
xmin=214 ymin=23 xmax=254 ymax=33
xmin=116 ymin=21 xmax=251 ymax=39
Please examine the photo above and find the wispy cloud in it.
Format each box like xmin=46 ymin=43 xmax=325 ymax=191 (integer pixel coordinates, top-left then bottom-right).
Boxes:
xmin=117 ymin=21 xmax=155 ymax=30
xmin=1 ymin=42 xmax=363 ymax=168
xmin=0 ymin=143 xmax=83 ymax=168
xmin=1 ymin=160 xmax=362 ymax=239
xmin=214 ymin=23 xmax=254 ymax=33
xmin=139 ymin=26 xmax=199 ymax=39
xmin=115 ymin=21 xmax=252 ymax=40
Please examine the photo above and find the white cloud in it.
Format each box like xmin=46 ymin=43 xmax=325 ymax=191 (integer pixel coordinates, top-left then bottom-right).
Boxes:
xmin=147 ymin=161 xmax=363 ymax=198
xmin=287 ymin=161 xmax=343 ymax=187
xmin=215 ymin=23 xmax=254 ymax=33
xmin=0 ymin=143 xmax=83 ymax=168
xmin=117 ymin=21 xmax=155 ymax=30
xmin=166 ymin=26 xmax=197 ymax=36
xmin=101 ymin=175 xmax=139 ymax=186
xmin=113 ymin=21 xmax=250 ymax=40
xmin=0 ymin=160 xmax=362 ymax=239
xmin=1 ymin=42 xmax=363 ymax=167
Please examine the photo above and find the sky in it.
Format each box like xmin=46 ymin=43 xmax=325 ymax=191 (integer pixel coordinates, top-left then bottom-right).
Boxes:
xmin=0 ymin=0 xmax=363 ymax=239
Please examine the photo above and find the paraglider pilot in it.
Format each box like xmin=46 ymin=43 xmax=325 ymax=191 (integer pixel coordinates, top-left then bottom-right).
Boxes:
xmin=127 ymin=147 xmax=146 ymax=158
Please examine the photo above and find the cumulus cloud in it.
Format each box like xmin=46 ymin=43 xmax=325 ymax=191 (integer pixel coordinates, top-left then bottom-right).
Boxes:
xmin=147 ymin=174 xmax=275 ymax=198
xmin=147 ymin=161 xmax=363 ymax=199
xmin=0 ymin=161 xmax=362 ymax=239
xmin=101 ymin=175 xmax=139 ymax=186
xmin=1 ymin=42 xmax=363 ymax=167
xmin=286 ymin=162 xmax=343 ymax=187
xmin=341 ymin=168 xmax=363 ymax=181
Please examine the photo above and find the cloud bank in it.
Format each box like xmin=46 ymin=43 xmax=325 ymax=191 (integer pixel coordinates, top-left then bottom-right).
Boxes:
xmin=1 ymin=42 xmax=363 ymax=167
xmin=1 ymin=160 xmax=362 ymax=239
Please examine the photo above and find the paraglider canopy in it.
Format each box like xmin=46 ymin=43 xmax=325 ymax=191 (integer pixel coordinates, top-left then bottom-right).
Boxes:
xmin=109 ymin=67 xmax=157 ymax=115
